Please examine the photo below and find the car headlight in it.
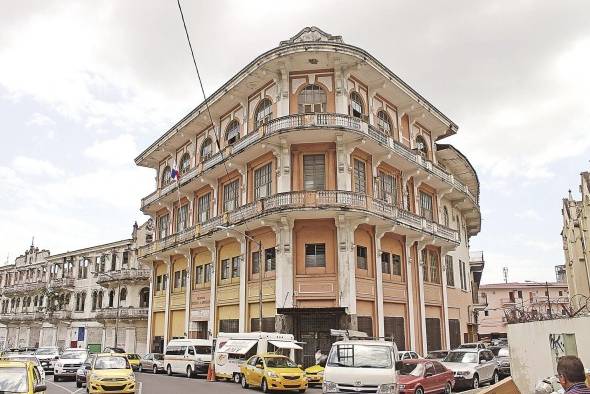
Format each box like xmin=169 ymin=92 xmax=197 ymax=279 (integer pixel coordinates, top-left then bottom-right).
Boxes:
xmin=398 ymin=384 xmax=405 ymax=390
xmin=377 ymin=383 xmax=399 ymax=394
xmin=266 ymin=371 xmax=278 ymax=378
xmin=323 ymin=381 xmax=337 ymax=393
xmin=458 ymin=371 xmax=470 ymax=376
xmin=54 ymin=363 xmax=62 ymax=368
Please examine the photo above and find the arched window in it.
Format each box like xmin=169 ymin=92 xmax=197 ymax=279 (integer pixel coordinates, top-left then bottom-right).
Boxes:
xmin=225 ymin=120 xmax=240 ymax=145
xmin=108 ymin=290 xmax=115 ymax=308
xmin=179 ymin=153 xmax=191 ymax=175
xmin=415 ymin=135 xmax=428 ymax=158
xmin=376 ymin=110 xmax=392 ymax=134
xmin=298 ymin=84 xmax=326 ymax=114
xmin=254 ymin=98 xmax=272 ymax=129
xmin=350 ymin=92 xmax=364 ymax=118
xmin=139 ymin=287 xmax=150 ymax=308
xmin=443 ymin=206 xmax=449 ymax=227
xmin=91 ymin=291 xmax=97 ymax=311
xmin=119 ymin=287 xmax=127 ymax=302
xmin=161 ymin=166 xmax=171 ymax=187
xmin=200 ymin=138 xmax=213 ymax=161
xmin=97 ymin=291 xmax=103 ymax=309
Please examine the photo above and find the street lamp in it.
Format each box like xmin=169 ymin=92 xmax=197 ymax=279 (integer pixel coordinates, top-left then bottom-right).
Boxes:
xmin=217 ymin=225 xmax=263 ymax=332
xmin=93 ymin=271 xmax=121 ymax=349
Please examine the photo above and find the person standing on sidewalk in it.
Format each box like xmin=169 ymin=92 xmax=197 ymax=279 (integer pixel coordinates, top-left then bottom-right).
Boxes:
xmin=557 ymin=356 xmax=590 ymax=394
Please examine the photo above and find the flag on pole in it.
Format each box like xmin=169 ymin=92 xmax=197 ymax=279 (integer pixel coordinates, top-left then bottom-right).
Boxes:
xmin=170 ymin=161 xmax=180 ymax=181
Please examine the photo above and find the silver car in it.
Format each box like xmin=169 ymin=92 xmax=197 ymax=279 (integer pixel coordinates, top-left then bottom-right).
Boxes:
xmin=442 ymin=349 xmax=498 ymax=389
xmin=139 ymin=353 xmax=164 ymax=373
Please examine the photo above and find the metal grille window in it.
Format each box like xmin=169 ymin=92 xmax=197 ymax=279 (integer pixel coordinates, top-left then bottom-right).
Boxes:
xmin=221 ymin=259 xmax=230 ymax=280
xmin=356 ymin=246 xmax=368 ymax=270
xmin=379 ymin=172 xmax=397 ymax=204
xmin=376 ymin=110 xmax=392 ymax=134
xmin=254 ymin=163 xmax=272 ymax=199
xmin=219 ymin=319 xmax=239 ymax=333
xmin=350 ymin=92 xmax=364 ymax=118
xmin=179 ymin=153 xmax=191 ymax=175
xmin=255 ymin=98 xmax=273 ymax=129
xmin=158 ymin=214 xmax=169 ymax=239
xmin=429 ymin=252 xmax=440 ymax=284
xmin=392 ymin=254 xmax=402 ymax=276
xmin=305 ymin=243 xmax=326 ymax=267
xmin=384 ymin=317 xmax=406 ymax=351
xmin=198 ymin=193 xmax=210 ymax=223
xmin=381 ymin=252 xmax=391 ymax=274
xmin=303 ymin=154 xmax=325 ymax=191
xmin=200 ymin=138 xmax=213 ymax=160
xmin=251 ymin=317 xmax=276 ymax=332
xmin=298 ymin=84 xmax=326 ymax=114
xmin=223 ymin=180 xmax=239 ymax=212
xmin=176 ymin=204 xmax=188 ymax=232
xmin=420 ymin=191 xmax=433 ymax=221
xmin=226 ymin=120 xmax=240 ymax=145
xmin=446 ymin=255 xmax=455 ymax=287
xmin=231 ymin=256 xmax=240 ymax=278
xmin=353 ymin=159 xmax=366 ymax=193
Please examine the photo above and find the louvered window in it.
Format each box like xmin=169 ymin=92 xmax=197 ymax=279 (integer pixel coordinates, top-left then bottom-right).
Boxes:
xmin=176 ymin=204 xmax=188 ymax=232
xmin=446 ymin=255 xmax=455 ymax=287
xmin=254 ymin=163 xmax=272 ymax=199
xmin=420 ymin=191 xmax=433 ymax=221
xmin=350 ymin=92 xmax=364 ymax=118
xmin=223 ymin=180 xmax=239 ymax=213
xmin=226 ymin=120 xmax=240 ymax=145
xmin=353 ymin=159 xmax=366 ymax=193
xmin=379 ymin=171 xmax=396 ymax=204
xmin=376 ymin=110 xmax=392 ymax=134
xmin=298 ymin=84 xmax=326 ymax=114
xmin=158 ymin=214 xmax=169 ymax=239
xmin=303 ymin=155 xmax=325 ymax=191
xmin=255 ymin=99 xmax=272 ymax=129
xmin=429 ymin=252 xmax=440 ymax=284
xmin=198 ymin=193 xmax=210 ymax=223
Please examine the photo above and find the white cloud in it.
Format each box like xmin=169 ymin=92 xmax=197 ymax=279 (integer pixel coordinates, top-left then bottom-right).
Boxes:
xmin=11 ymin=156 xmax=65 ymax=178
xmin=84 ymin=134 xmax=138 ymax=166
xmin=515 ymin=209 xmax=542 ymax=221
xmin=26 ymin=112 xmax=55 ymax=127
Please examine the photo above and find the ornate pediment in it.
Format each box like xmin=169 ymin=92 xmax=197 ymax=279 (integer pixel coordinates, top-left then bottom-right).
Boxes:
xmin=280 ymin=26 xmax=343 ymax=46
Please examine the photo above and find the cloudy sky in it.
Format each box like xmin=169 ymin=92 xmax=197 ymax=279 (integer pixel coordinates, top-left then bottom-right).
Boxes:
xmin=1 ymin=1 xmax=589 ymax=284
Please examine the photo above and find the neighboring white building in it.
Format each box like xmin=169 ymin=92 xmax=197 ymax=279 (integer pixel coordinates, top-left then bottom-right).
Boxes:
xmin=0 ymin=221 xmax=153 ymax=353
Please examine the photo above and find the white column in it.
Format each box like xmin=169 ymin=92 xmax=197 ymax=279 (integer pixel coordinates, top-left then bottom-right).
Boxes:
xmin=417 ymin=242 xmax=428 ymax=356
xmin=375 ymin=230 xmax=385 ymax=338
xmin=336 ymin=138 xmax=353 ymax=191
xmin=276 ymin=139 xmax=291 ymax=193
xmin=163 ymin=258 xmax=172 ymax=349
xmin=207 ymin=244 xmax=218 ymax=338
xmin=336 ymin=216 xmax=357 ymax=316
xmin=441 ymin=255 xmax=450 ymax=349
xmin=274 ymin=217 xmax=294 ymax=308
xmin=404 ymin=240 xmax=416 ymax=350
xmin=146 ymin=260 xmax=154 ymax=352
xmin=276 ymin=68 xmax=289 ymax=117
xmin=238 ymin=238 xmax=248 ymax=332
xmin=184 ymin=251 xmax=193 ymax=338
xmin=334 ymin=67 xmax=349 ymax=114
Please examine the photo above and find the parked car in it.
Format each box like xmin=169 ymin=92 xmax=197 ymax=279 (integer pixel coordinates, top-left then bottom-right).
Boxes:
xmin=398 ymin=351 xmax=421 ymax=360
xmin=457 ymin=342 xmax=486 ymax=350
xmin=398 ymin=359 xmax=454 ymax=394
xmin=126 ymin=354 xmax=141 ymax=371
xmin=240 ymin=353 xmax=307 ymax=393
xmin=2 ymin=354 xmax=46 ymax=384
xmin=102 ymin=347 xmax=126 ymax=354
xmin=75 ymin=354 xmax=96 ymax=388
xmin=426 ymin=350 xmax=449 ymax=361
xmin=86 ymin=353 xmax=136 ymax=394
xmin=0 ymin=359 xmax=47 ymax=393
xmin=496 ymin=347 xmax=511 ymax=378
xmin=164 ymin=338 xmax=212 ymax=377
xmin=34 ymin=347 xmax=60 ymax=373
xmin=304 ymin=355 xmax=326 ymax=387
xmin=441 ymin=349 xmax=498 ymax=389
xmin=139 ymin=353 xmax=164 ymax=374
xmin=53 ymin=349 xmax=88 ymax=382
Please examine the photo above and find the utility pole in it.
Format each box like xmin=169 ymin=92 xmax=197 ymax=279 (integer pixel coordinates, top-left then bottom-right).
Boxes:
xmin=546 ymin=281 xmax=552 ymax=319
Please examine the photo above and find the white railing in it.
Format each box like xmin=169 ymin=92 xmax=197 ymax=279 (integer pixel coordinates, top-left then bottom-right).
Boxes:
xmin=97 ymin=269 xmax=151 ymax=284
xmin=203 ymin=152 xmax=223 ymax=170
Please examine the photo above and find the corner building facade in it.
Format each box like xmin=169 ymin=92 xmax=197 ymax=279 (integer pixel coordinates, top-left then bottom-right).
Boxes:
xmin=136 ymin=27 xmax=482 ymax=362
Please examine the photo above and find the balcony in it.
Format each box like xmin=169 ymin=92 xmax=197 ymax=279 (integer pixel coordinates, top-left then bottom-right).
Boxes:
xmin=96 ymin=269 xmax=151 ymax=286
xmin=0 ymin=312 xmax=42 ymax=323
xmin=48 ymin=277 xmax=75 ymax=289
xmin=139 ymin=190 xmax=459 ymax=258
xmin=140 ymin=113 xmax=479 ymax=212
xmin=95 ymin=307 xmax=149 ymax=320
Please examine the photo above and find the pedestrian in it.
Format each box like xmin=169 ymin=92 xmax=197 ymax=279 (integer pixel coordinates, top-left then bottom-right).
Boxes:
xmin=557 ymin=356 xmax=590 ymax=393
xmin=315 ymin=348 xmax=322 ymax=364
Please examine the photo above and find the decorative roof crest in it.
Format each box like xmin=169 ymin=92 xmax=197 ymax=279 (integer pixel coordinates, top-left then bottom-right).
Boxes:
xmin=280 ymin=26 xmax=343 ymax=46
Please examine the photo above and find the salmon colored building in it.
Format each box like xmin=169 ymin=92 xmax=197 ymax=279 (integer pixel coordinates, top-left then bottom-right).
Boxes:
xmin=135 ymin=27 xmax=482 ymax=362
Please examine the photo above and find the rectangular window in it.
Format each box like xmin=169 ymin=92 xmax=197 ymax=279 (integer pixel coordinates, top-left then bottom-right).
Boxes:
xmin=305 ymin=243 xmax=326 ymax=267
xmin=353 ymin=159 xmax=366 ymax=193
xmin=449 ymin=319 xmax=461 ymax=350
xmin=518 ymin=290 xmax=523 ymax=299
xmin=198 ymin=193 xmax=211 ymax=223
xmin=223 ymin=180 xmax=239 ymax=213
xmin=177 ymin=204 xmax=189 ymax=232
xmin=357 ymin=316 xmax=373 ymax=337
xmin=303 ymin=154 xmax=325 ymax=191
xmin=446 ymin=255 xmax=455 ymax=287
xmin=158 ymin=214 xmax=169 ymax=239
xmin=356 ymin=246 xmax=368 ymax=270
xmin=219 ymin=319 xmax=239 ymax=333
xmin=251 ymin=317 xmax=276 ymax=332
xmin=384 ymin=317 xmax=406 ymax=351
xmin=381 ymin=252 xmax=391 ymax=275
xmin=265 ymin=247 xmax=276 ymax=272
xmin=428 ymin=252 xmax=440 ymax=284
xmin=195 ymin=265 xmax=203 ymax=284
xmin=122 ymin=251 xmax=129 ymax=268
xmin=420 ymin=191 xmax=433 ymax=221
xmin=180 ymin=269 xmax=187 ymax=288
xmin=156 ymin=275 xmax=162 ymax=291
xmin=392 ymin=254 xmax=402 ymax=276
xmin=231 ymin=256 xmax=240 ymax=278
xmin=204 ymin=263 xmax=211 ymax=283
xmin=162 ymin=274 xmax=168 ymax=291
xmin=221 ymin=259 xmax=230 ymax=280
xmin=459 ymin=261 xmax=467 ymax=291
xmin=174 ymin=271 xmax=181 ymax=289
xmin=379 ymin=171 xmax=396 ymax=205
xmin=252 ymin=251 xmax=260 ymax=274
xmin=254 ymin=163 xmax=272 ymax=199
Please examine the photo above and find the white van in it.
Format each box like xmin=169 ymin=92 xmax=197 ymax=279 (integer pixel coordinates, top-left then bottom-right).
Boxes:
xmin=323 ymin=339 xmax=401 ymax=394
xmin=214 ymin=332 xmax=302 ymax=383
xmin=164 ymin=339 xmax=213 ymax=378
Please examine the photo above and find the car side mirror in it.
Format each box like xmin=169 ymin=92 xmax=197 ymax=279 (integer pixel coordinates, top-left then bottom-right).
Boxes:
xmin=256 ymin=363 xmax=263 ymax=369
xmin=54 ymin=356 xmax=59 ymax=360
xmin=479 ymin=359 xmax=486 ymax=364
xmin=85 ymin=365 xmax=92 ymax=370
xmin=395 ymin=361 xmax=403 ymax=371
xmin=297 ymin=364 xmax=303 ymax=369
xmin=34 ymin=384 xmax=47 ymax=393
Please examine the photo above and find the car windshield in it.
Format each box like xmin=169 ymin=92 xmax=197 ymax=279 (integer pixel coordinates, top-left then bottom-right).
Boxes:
xmin=35 ymin=348 xmax=57 ymax=355
xmin=127 ymin=354 xmax=140 ymax=360
xmin=94 ymin=356 xmax=129 ymax=370
xmin=62 ymin=352 xmax=87 ymax=360
xmin=498 ymin=348 xmax=509 ymax=357
xmin=327 ymin=344 xmax=392 ymax=369
xmin=0 ymin=367 xmax=29 ymax=393
xmin=106 ymin=348 xmax=126 ymax=354
xmin=399 ymin=362 xmax=424 ymax=377
xmin=265 ymin=357 xmax=297 ymax=368
xmin=7 ymin=356 xmax=39 ymax=366
xmin=195 ymin=346 xmax=211 ymax=354
xmin=444 ymin=352 xmax=477 ymax=363
xmin=153 ymin=354 xmax=164 ymax=360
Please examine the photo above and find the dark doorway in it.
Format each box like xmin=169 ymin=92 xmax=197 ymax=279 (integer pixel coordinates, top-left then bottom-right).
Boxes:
xmin=426 ymin=318 xmax=441 ymax=351
xmin=449 ymin=319 xmax=461 ymax=350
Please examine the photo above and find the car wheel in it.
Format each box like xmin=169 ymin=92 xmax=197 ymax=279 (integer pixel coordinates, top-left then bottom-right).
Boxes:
xmin=261 ymin=378 xmax=269 ymax=393
xmin=241 ymin=374 xmax=249 ymax=389
xmin=234 ymin=373 xmax=242 ymax=384
xmin=138 ymin=364 xmax=143 ymax=373
xmin=186 ymin=365 xmax=193 ymax=378
xmin=443 ymin=382 xmax=452 ymax=394
xmin=153 ymin=365 xmax=158 ymax=374
xmin=77 ymin=380 xmax=82 ymax=388
xmin=492 ymin=370 xmax=499 ymax=385
xmin=472 ymin=374 xmax=479 ymax=389
xmin=167 ymin=365 xmax=172 ymax=376
xmin=53 ymin=375 xmax=60 ymax=382
xmin=415 ymin=387 xmax=424 ymax=394
xmin=298 ymin=390 xmax=306 ymax=394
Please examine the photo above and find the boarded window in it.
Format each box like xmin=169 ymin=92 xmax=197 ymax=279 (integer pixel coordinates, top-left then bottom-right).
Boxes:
xmin=426 ymin=318 xmax=442 ymax=352
xmin=384 ymin=317 xmax=406 ymax=351
xmin=449 ymin=319 xmax=461 ymax=349
xmin=303 ymin=154 xmax=325 ymax=191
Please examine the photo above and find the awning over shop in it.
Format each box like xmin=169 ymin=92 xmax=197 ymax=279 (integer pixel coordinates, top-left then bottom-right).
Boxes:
xmin=219 ymin=339 xmax=258 ymax=355
xmin=269 ymin=340 xmax=303 ymax=350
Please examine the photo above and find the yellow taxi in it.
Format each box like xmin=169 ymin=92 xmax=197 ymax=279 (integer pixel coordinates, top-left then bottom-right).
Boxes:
xmin=86 ymin=353 xmax=136 ymax=394
xmin=240 ymin=354 xmax=307 ymax=393
xmin=0 ymin=359 xmax=46 ymax=393
xmin=304 ymin=364 xmax=324 ymax=386
xmin=126 ymin=354 xmax=141 ymax=371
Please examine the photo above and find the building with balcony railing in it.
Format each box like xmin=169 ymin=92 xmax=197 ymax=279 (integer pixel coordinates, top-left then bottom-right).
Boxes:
xmin=0 ymin=221 xmax=153 ymax=352
xmin=136 ymin=27 xmax=482 ymax=358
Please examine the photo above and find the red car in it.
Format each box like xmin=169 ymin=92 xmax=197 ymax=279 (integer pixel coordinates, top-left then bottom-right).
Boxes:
xmin=398 ymin=359 xmax=455 ymax=394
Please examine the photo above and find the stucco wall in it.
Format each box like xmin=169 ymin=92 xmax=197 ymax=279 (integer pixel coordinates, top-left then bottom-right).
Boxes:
xmin=507 ymin=316 xmax=590 ymax=394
